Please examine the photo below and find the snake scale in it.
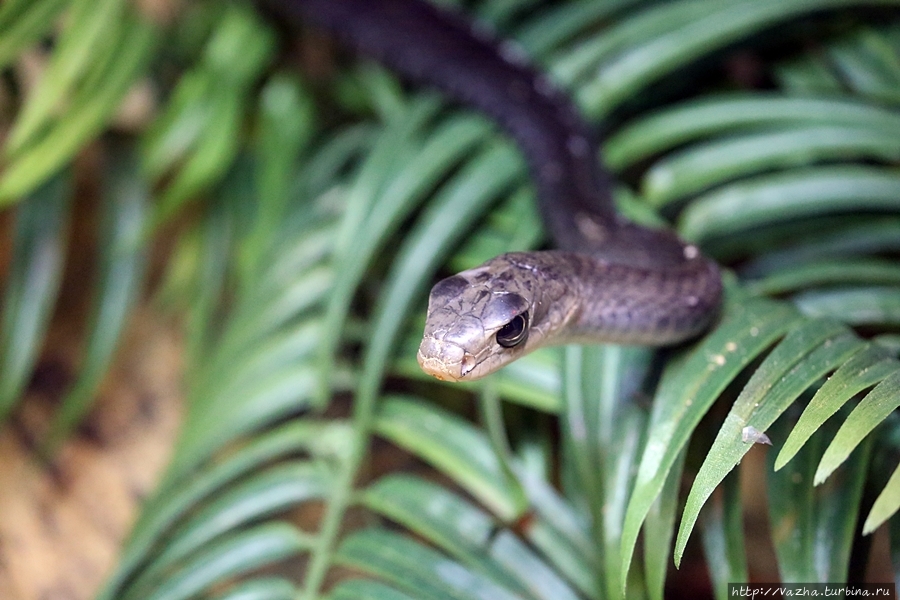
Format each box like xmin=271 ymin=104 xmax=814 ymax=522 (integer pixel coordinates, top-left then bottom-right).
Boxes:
xmin=264 ymin=0 xmax=723 ymax=381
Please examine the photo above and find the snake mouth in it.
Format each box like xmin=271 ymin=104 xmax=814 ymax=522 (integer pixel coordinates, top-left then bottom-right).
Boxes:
xmin=417 ymin=337 xmax=475 ymax=382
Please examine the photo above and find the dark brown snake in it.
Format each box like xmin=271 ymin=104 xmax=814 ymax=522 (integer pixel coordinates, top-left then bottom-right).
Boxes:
xmin=264 ymin=0 xmax=723 ymax=381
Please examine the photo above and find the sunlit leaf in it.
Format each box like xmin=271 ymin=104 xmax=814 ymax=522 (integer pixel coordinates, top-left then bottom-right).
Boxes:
xmin=0 ymin=0 xmax=68 ymax=70
xmin=6 ymin=0 xmax=128 ymax=154
xmin=0 ymin=16 xmax=157 ymax=202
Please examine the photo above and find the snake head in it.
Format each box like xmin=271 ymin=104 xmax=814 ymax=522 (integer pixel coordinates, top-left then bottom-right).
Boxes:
xmin=417 ymin=253 xmax=558 ymax=381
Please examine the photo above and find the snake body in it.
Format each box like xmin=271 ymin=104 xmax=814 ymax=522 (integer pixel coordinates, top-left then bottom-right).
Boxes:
xmin=265 ymin=0 xmax=723 ymax=381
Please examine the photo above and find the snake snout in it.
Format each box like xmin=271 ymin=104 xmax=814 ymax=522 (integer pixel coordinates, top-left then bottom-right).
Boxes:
xmin=417 ymin=337 xmax=472 ymax=381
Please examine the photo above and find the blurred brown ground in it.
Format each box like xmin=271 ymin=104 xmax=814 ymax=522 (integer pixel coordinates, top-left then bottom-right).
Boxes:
xmin=0 ymin=305 xmax=182 ymax=600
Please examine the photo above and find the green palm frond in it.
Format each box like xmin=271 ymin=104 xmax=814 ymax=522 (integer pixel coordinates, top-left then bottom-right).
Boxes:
xmin=0 ymin=0 xmax=156 ymax=202
xmin=0 ymin=174 xmax=70 ymax=420
xmin=0 ymin=0 xmax=899 ymax=598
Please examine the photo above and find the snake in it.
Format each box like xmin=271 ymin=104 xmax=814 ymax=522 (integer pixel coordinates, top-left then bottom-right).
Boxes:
xmin=264 ymin=0 xmax=723 ymax=381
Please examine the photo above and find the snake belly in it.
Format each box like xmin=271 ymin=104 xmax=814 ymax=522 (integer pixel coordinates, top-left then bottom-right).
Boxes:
xmin=263 ymin=0 xmax=723 ymax=382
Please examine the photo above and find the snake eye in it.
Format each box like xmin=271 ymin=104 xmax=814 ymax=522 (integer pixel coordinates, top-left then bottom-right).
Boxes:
xmin=496 ymin=311 xmax=529 ymax=348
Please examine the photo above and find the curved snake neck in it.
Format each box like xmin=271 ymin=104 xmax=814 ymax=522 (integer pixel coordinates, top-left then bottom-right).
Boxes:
xmin=266 ymin=0 xmax=723 ymax=381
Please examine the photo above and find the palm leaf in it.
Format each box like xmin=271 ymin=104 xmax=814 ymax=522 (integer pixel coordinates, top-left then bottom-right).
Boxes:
xmin=44 ymin=148 xmax=149 ymax=450
xmin=0 ymin=174 xmax=70 ymax=420
xmin=0 ymin=4 xmax=156 ymax=202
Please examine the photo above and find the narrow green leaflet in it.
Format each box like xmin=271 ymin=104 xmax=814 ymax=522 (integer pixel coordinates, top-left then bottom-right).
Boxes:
xmin=700 ymin=472 xmax=748 ymax=599
xmin=518 ymin=469 xmax=597 ymax=598
xmin=134 ymin=462 xmax=331 ymax=584
xmin=827 ymin=26 xmax=900 ymax=103
xmin=335 ymin=529 xmax=527 ymax=600
xmin=489 ymin=531 xmax=582 ymax=600
xmin=491 ymin=348 xmax=561 ymax=412
xmin=557 ymin=0 xmax=716 ymax=104
xmin=374 ymin=397 xmax=597 ymax=596
xmin=45 ymin=147 xmax=149 ymax=449
xmin=744 ymin=217 xmax=900 ymax=274
xmin=794 ymin=286 xmax=900 ymax=327
xmin=620 ymin=289 xmax=801 ymax=590
xmin=576 ymin=0 xmax=900 ymax=118
xmin=241 ymin=74 xmax=316 ymax=280
xmin=449 ymin=186 xmax=543 ymax=271
xmin=605 ymin=94 xmax=900 ymax=170
xmin=561 ymin=344 xmax=657 ymax=598
xmin=815 ymin=370 xmax=900 ymax=484
xmin=680 ymin=166 xmax=900 ymax=243
xmin=775 ymin=46 xmax=849 ymax=95
xmin=119 ymin=522 xmax=310 ymax=600
xmin=0 ymin=16 xmax=158 ymax=203
xmin=675 ymin=320 xmax=864 ymax=564
xmin=98 ymin=421 xmax=350 ymax=600
xmin=162 ymin=201 xmax=338 ymax=480
xmin=174 ymin=365 xmax=322 ymax=481
xmin=209 ymin=578 xmax=297 ymax=600
xmin=515 ymin=0 xmax=640 ymax=56
xmin=316 ymin=110 xmax=493 ymax=405
xmin=776 ymin=342 xmax=900 ymax=470
xmin=362 ymin=474 xmax=582 ymax=599
xmin=6 ymin=0 xmax=127 ymax=154
xmin=360 ymin=475 xmax=515 ymax=585
xmin=0 ymin=174 xmax=70 ymax=422
xmin=644 ymin=448 xmax=688 ymax=600
xmin=375 ymin=396 xmax=522 ymax=520
xmin=643 ymin=125 xmax=900 ymax=207
xmin=562 ymin=345 xmax=652 ymax=513
xmin=0 ymin=0 xmax=67 ymax=70
xmin=767 ymin=415 xmax=870 ymax=582
xmin=747 ymin=259 xmax=900 ymax=296
xmin=331 ymin=97 xmax=440 ymax=253
xmin=328 ymin=580 xmax=420 ymax=600
xmin=143 ymin=4 xmax=274 ymax=225
xmin=865 ymin=462 xmax=900 ymax=534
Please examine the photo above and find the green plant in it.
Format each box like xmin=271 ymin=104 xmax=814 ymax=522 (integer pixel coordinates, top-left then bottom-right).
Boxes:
xmin=1 ymin=0 xmax=899 ymax=598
